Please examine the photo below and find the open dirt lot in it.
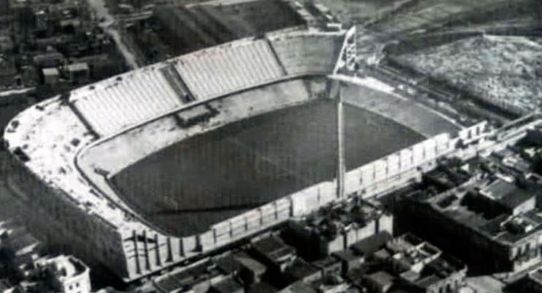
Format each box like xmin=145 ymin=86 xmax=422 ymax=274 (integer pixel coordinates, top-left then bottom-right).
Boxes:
xmin=394 ymin=35 xmax=542 ymax=113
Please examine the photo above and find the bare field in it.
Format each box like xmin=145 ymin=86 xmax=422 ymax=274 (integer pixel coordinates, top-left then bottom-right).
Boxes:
xmin=134 ymin=0 xmax=304 ymax=62
xmin=112 ymin=100 xmax=423 ymax=236
xmin=310 ymin=0 xmax=404 ymax=26
xmin=394 ymin=35 xmax=542 ymax=113
xmin=367 ymin=0 xmax=537 ymax=34
xmin=306 ymin=0 xmax=537 ymax=35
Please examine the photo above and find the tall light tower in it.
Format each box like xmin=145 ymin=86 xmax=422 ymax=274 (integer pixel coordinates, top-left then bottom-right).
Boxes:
xmin=336 ymin=82 xmax=346 ymax=199
xmin=331 ymin=26 xmax=356 ymax=200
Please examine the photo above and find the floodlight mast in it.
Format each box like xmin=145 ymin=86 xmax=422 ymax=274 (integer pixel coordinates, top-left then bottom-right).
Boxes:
xmin=336 ymin=82 xmax=345 ymax=200
xmin=332 ymin=26 xmax=356 ymax=200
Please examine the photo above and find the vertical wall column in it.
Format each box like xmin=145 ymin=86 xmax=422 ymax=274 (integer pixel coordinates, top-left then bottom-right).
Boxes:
xmin=132 ymin=230 xmax=141 ymax=275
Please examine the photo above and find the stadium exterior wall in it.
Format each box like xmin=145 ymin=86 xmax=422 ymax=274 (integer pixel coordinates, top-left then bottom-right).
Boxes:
xmin=8 ymin=119 xmax=493 ymax=281
xmin=8 ymin=160 xmax=131 ymax=277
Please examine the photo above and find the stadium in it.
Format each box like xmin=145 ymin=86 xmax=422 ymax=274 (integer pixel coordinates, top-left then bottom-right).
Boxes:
xmin=2 ymin=27 xmax=478 ymax=282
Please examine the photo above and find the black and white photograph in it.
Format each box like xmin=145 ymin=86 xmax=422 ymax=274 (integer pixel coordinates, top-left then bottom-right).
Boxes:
xmin=0 ymin=0 xmax=540 ymax=292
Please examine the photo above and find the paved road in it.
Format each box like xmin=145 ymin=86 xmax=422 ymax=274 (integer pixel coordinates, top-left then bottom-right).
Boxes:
xmin=86 ymin=0 xmax=140 ymax=69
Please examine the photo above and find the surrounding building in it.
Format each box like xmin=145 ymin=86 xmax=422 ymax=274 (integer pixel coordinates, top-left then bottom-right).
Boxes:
xmin=506 ymin=267 xmax=542 ymax=293
xmin=395 ymin=127 xmax=542 ymax=274
xmin=0 ymin=220 xmax=93 ymax=292
xmin=284 ymin=198 xmax=393 ymax=259
xmin=153 ymin=228 xmax=468 ymax=293
xmin=34 ymin=255 xmax=92 ymax=293
xmin=0 ymin=0 xmax=125 ymax=94
xmin=348 ymin=233 xmax=467 ymax=293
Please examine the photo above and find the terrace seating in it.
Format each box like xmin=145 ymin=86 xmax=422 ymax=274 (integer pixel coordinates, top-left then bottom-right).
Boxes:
xmin=213 ymin=79 xmax=311 ymax=119
xmin=175 ymin=40 xmax=285 ymax=100
xmin=269 ymin=33 xmax=343 ymax=76
xmin=71 ymin=69 xmax=185 ymax=136
xmin=64 ymin=33 xmax=343 ymax=139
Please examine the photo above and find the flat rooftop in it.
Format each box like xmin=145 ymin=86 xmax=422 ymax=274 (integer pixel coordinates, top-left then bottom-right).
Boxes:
xmin=409 ymin=142 xmax=542 ymax=245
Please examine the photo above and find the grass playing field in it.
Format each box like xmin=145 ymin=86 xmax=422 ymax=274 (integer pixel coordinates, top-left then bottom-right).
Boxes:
xmin=112 ymin=99 xmax=423 ymax=236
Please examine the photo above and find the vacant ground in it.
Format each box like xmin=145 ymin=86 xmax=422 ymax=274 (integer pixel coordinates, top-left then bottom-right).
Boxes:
xmin=130 ymin=0 xmax=304 ymax=63
xmin=394 ymin=35 xmax=542 ymax=113
xmin=196 ymin=0 xmax=303 ymax=36
xmin=112 ymin=100 xmax=422 ymax=236
xmin=309 ymin=0 xmax=405 ymax=26
xmin=365 ymin=0 xmax=539 ymax=34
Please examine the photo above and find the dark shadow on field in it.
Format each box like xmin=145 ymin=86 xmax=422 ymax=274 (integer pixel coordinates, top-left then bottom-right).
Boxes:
xmin=112 ymin=100 xmax=423 ymax=236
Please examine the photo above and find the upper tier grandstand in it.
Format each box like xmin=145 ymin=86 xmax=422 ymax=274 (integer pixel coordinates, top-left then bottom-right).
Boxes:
xmin=67 ymin=32 xmax=344 ymax=137
xmin=175 ymin=39 xmax=284 ymax=100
